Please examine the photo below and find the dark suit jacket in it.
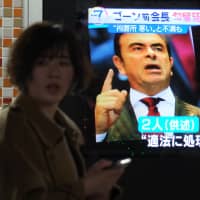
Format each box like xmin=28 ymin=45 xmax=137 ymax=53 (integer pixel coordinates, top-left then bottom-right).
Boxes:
xmin=0 ymin=94 xmax=86 ymax=200
xmin=105 ymin=97 xmax=200 ymax=142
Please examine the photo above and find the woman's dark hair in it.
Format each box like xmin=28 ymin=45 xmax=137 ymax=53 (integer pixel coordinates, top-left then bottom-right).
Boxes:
xmin=114 ymin=33 xmax=172 ymax=58
xmin=7 ymin=21 xmax=93 ymax=93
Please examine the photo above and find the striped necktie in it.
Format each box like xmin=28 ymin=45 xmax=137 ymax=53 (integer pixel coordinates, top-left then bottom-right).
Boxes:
xmin=140 ymin=97 xmax=162 ymax=116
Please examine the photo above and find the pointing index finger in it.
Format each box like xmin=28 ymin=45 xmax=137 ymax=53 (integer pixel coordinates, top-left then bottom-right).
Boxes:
xmin=101 ymin=69 xmax=114 ymax=92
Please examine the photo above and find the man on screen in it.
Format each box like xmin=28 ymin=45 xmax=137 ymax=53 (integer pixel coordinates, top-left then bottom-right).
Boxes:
xmin=95 ymin=33 xmax=200 ymax=142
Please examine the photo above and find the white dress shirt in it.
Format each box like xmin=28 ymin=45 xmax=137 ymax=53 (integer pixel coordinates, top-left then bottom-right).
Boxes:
xmin=96 ymin=86 xmax=175 ymax=142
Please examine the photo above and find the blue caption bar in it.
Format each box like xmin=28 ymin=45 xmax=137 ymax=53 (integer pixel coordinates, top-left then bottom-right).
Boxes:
xmin=108 ymin=24 xmax=188 ymax=34
xmin=88 ymin=24 xmax=189 ymax=34
xmin=138 ymin=116 xmax=199 ymax=133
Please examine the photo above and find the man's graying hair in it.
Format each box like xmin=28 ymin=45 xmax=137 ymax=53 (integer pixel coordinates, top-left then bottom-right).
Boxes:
xmin=113 ymin=33 xmax=172 ymax=58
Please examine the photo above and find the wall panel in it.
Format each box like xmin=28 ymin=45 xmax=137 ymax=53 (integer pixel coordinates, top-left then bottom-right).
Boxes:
xmin=0 ymin=0 xmax=42 ymax=107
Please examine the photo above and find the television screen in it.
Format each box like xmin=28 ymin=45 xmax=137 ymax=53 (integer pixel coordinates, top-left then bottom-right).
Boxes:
xmin=88 ymin=7 xmax=200 ymax=151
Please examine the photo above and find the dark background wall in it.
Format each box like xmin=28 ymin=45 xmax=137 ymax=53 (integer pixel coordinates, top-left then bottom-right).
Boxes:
xmin=43 ymin=0 xmax=77 ymax=28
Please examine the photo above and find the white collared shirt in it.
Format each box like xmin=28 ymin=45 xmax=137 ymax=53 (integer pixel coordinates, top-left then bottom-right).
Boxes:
xmin=96 ymin=87 xmax=175 ymax=142
xmin=130 ymin=86 xmax=175 ymax=119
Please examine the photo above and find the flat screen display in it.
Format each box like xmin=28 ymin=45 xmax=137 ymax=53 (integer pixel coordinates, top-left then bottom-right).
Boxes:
xmin=88 ymin=7 xmax=200 ymax=149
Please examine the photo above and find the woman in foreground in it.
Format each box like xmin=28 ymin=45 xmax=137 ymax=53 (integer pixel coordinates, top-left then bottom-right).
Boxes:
xmin=0 ymin=21 xmax=124 ymax=200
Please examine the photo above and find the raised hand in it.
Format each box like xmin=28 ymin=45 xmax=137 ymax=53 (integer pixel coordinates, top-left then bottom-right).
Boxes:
xmin=95 ymin=69 xmax=127 ymax=134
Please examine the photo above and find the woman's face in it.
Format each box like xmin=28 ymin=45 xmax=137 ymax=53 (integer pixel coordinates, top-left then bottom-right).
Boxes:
xmin=26 ymin=49 xmax=74 ymax=107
